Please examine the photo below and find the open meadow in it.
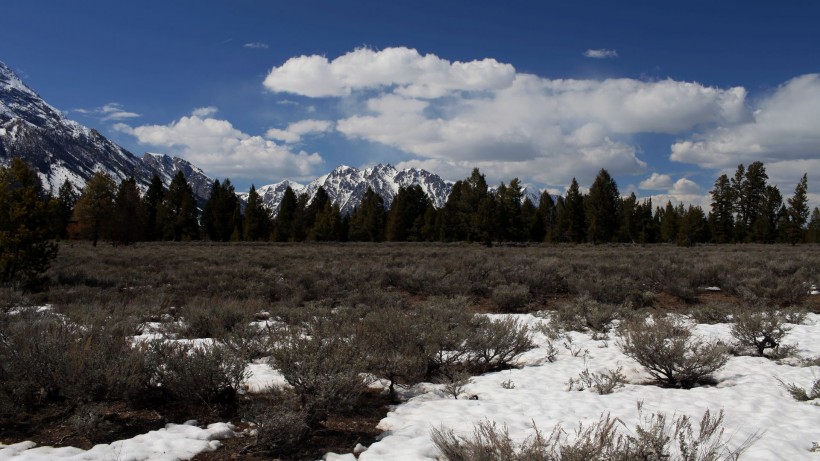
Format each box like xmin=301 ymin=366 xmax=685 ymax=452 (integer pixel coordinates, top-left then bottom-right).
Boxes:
xmin=1 ymin=242 xmax=819 ymax=460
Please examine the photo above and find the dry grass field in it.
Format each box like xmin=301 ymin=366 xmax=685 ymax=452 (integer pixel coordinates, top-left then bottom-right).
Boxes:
xmin=1 ymin=242 xmax=818 ymax=459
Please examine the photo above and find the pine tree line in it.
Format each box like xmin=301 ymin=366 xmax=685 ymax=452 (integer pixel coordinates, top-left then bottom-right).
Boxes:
xmin=3 ymin=157 xmax=819 ymax=249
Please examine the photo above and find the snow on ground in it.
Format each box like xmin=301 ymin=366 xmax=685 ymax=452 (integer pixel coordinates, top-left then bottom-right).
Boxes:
xmin=0 ymin=421 xmax=235 ymax=461
xmin=359 ymin=313 xmax=820 ymax=461
xmin=5 ymin=308 xmax=820 ymax=460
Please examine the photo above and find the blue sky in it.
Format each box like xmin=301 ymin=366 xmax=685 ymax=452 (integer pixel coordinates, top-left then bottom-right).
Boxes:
xmin=2 ymin=0 xmax=819 ymax=204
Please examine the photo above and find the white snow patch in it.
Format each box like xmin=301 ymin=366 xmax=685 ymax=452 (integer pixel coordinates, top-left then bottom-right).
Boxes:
xmin=242 ymin=359 xmax=288 ymax=393
xmin=0 ymin=421 xmax=235 ymax=461
xmin=358 ymin=313 xmax=820 ymax=461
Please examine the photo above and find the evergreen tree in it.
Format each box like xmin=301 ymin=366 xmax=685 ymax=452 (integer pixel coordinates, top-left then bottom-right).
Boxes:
xmin=658 ymin=201 xmax=679 ymax=243
xmin=157 ymin=171 xmax=199 ymax=241
xmin=201 ymin=179 xmax=242 ymax=241
xmin=751 ymin=185 xmax=783 ymax=243
xmin=585 ymin=169 xmax=620 ymax=244
xmin=677 ymin=205 xmax=708 ymax=246
xmin=617 ymin=192 xmax=638 ymax=243
xmin=439 ymin=168 xmax=493 ymax=242
xmin=709 ymin=174 xmax=735 ymax=243
xmin=552 ymin=196 xmax=568 ymax=243
xmin=386 ymin=185 xmax=429 ymax=242
xmin=495 ymin=179 xmax=525 ymax=241
xmin=243 ymin=185 xmax=272 ymax=241
xmin=783 ymin=174 xmax=809 ymax=244
xmin=113 ymin=177 xmax=144 ymax=245
xmin=291 ymin=193 xmax=310 ymax=241
xmin=0 ymin=158 xmax=58 ymax=288
xmin=564 ymin=178 xmax=586 ymax=243
xmin=420 ymin=206 xmax=439 ymax=241
xmin=310 ymin=201 xmax=343 ymax=241
xmin=272 ymin=186 xmax=298 ymax=242
xmin=521 ymin=197 xmax=540 ymax=242
xmin=304 ymin=186 xmax=330 ymax=232
xmin=807 ymin=207 xmax=820 ymax=244
xmin=536 ymin=191 xmax=555 ymax=242
xmin=349 ymin=187 xmax=385 ymax=242
xmin=73 ymin=172 xmax=117 ymax=246
xmin=142 ymin=174 xmax=165 ymax=241
xmin=732 ymin=162 xmax=769 ymax=242
xmin=53 ymin=179 xmax=79 ymax=239
xmin=636 ymin=198 xmax=657 ymax=243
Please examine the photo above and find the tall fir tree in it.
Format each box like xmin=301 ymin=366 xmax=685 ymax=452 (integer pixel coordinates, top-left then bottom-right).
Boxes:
xmin=53 ymin=179 xmax=79 ymax=239
xmin=304 ymin=186 xmax=330 ymax=232
xmin=113 ymin=177 xmax=144 ymax=245
xmin=658 ymin=201 xmax=679 ymax=243
xmin=709 ymin=174 xmax=735 ymax=243
xmin=142 ymin=174 xmax=165 ymax=241
xmin=585 ymin=169 xmax=620 ymax=244
xmin=784 ymin=173 xmax=809 ymax=244
xmin=751 ymin=185 xmax=783 ymax=243
xmin=157 ymin=171 xmax=199 ymax=241
xmin=535 ymin=191 xmax=555 ymax=242
xmin=349 ymin=187 xmax=385 ymax=242
xmin=243 ymin=185 xmax=272 ymax=241
xmin=201 ymin=179 xmax=242 ymax=241
xmin=386 ymin=185 xmax=430 ymax=242
xmin=310 ymin=201 xmax=343 ymax=241
xmin=677 ymin=205 xmax=708 ymax=246
xmin=0 ymin=158 xmax=58 ymax=289
xmin=618 ymin=192 xmax=638 ymax=243
xmin=807 ymin=207 xmax=820 ymax=244
xmin=564 ymin=178 xmax=586 ymax=243
xmin=732 ymin=161 xmax=769 ymax=242
xmin=73 ymin=172 xmax=117 ymax=246
xmin=272 ymin=186 xmax=298 ymax=242
xmin=495 ymin=178 xmax=525 ymax=242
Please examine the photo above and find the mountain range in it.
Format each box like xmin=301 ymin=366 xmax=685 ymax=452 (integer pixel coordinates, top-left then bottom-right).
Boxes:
xmin=0 ymin=60 xmax=213 ymax=204
xmin=1 ymin=59 xmax=539 ymax=214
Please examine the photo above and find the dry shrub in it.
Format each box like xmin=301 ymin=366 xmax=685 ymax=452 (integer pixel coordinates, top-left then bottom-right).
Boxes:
xmin=244 ymin=388 xmax=310 ymax=454
xmin=177 ymin=300 xmax=256 ymax=339
xmin=146 ymin=340 xmax=247 ymax=405
xmin=567 ymin=366 xmax=626 ymax=395
xmin=619 ymin=316 xmax=728 ymax=389
xmin=777 ymin=377 xmax=820 ymax=401
xmin=267 ymin=317 xmax=366 ymax=427
xmin=689 ymin=302 xmax=734 ymax=324
xmin=491 ymin=283 xmax=531 ymax=312
xmin=554 ymin=295 xmax=621 ymax=333
xmin=730 ymin=308 xmax=791 ymax=357
xmin=359 ymin=306 xmax=430 ymax=401
xmin=465 ymin=316 xmax=535 ymax=373
xmin=432 ymin=407 xmax=757 ymax=461
xmin=0 ymin=311 xmax=150 ymax=412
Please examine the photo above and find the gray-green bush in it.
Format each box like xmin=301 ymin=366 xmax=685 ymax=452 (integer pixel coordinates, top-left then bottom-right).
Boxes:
xmin=619 ymin=316 xmax=728 ymax=388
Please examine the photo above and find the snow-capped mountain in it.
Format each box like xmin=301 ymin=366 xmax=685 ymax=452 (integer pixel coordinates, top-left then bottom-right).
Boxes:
xmin=258 ymin=164 xmax=453 ymax=215
xmin=0 ymin=60 xmax=212 ymax=203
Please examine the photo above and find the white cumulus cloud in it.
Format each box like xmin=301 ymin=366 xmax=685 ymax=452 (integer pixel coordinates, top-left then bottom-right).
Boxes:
xmin=117 ymin=109 xmax=323 ymax=179
xmin=266 ymin=119 xmax=334 ymax=144
xmin=191 ymin=106 xmax=218 ymax=117
xmin=263 ymin=46 xmax=516 ymax=98
xmin=583 ymin=49 xmax=619 ymax=59
xmin=639 ymin=173 xmax=674 ymax=190
xmin=260 ymin=47 xmax=817 ymax=195
xmin=671 ymin=74 xmax=820 ymax=168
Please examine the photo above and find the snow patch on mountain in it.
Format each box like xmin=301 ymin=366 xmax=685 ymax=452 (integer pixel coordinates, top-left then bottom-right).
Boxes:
xmin=258 ymin=163 xmax=453 ymax=215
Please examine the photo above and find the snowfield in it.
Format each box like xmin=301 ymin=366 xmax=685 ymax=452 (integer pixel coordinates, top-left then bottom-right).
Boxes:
xmin=2 ymin=312 xmax=819 ymax=460
xmin=0 ymin=421 xmax=235 ymax=461
xmin=357 ymin=313 xmax=820 ymax=461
